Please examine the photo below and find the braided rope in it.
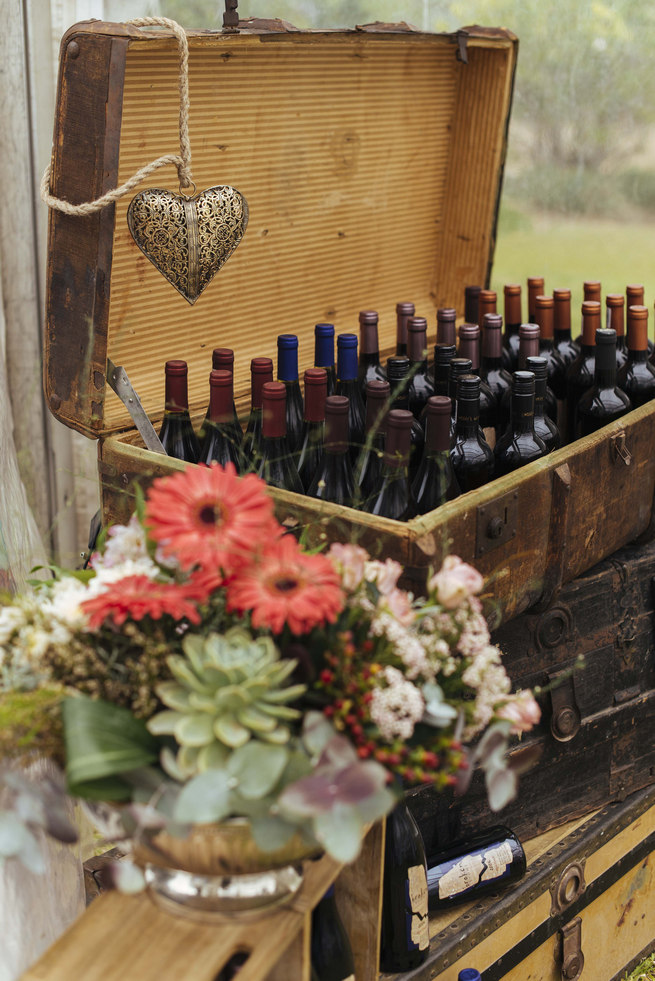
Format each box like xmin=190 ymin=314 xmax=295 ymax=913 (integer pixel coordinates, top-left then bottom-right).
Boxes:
xmin=40 ymin=17 xmax=194 ymax=215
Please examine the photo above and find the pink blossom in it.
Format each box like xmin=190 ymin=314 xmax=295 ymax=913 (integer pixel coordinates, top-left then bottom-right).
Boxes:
xmin=385 ymin=588 xmax=415 ymax=626
xmin=367 ymin=558 xmax=403 ymax=596
xmin=328 ymin=543 xmax=369 ymax=592
xmin=497 ymin=690 xmax=541 ymax=734
xmin=428 ymin=556 xmax=484 ymax=609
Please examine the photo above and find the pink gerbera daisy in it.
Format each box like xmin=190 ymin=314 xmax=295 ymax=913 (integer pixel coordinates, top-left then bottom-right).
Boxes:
xmin=226 ymin=535 xmax=344 ymax=635
xmin=81 ymin=576 xmax=202 ymax=630
xmin=145 ymin=463 xmax=279 ymax=577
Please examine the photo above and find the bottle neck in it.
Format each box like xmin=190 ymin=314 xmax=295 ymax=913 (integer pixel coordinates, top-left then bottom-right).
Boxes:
xmin=533 ymin=378 xmax=547 ymax=419
xmin=455 ymin=397 xmax=480 ymax=437
xmin=337 ymin=346 xmax=359 ymax=381
xmin=165 ymin=372 xmax=189 ymax=413
xmin=511 ymin=392 xmax=535 ymax=434
xmin=278 ymin=344 xmax=299 ymax=382
xmin=314 ymin=334 xmax=335 ymax=370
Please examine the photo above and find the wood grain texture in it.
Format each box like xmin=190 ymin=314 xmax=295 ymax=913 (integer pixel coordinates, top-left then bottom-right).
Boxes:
xmin=335 ymin=819 xmax=385 ymax=981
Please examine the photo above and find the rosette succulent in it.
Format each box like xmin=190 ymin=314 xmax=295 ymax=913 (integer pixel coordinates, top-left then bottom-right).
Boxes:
xmin=147 ymin=627 xmax=306 ymax=777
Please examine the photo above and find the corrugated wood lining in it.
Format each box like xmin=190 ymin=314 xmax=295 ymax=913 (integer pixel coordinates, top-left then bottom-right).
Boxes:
xmin=102 ymin=33 xmax=513 ymax=433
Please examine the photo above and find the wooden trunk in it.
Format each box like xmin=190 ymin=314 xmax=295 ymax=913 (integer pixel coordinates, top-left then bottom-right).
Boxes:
xmin=44 ymin=19 xmax=655 ymax=628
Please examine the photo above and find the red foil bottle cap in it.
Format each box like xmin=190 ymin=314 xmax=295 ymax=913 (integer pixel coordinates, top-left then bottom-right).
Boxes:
xmin=208 ymin=369 xmax=234 ymax=424
xmin=165 ymin=360 xmax=189 ymax=413
xmin=457 ymin=324 xmax=481 ymax=370
xmin=408 ymin=317 xmax=429 ymax=361
xmin=437 ymin=308 xmax=457 ymax=346
xmin=261 ymin=381 xmax=287 ymax=439
xmin=424 ymin=395 xmax=451 ymax=453
xmin=396 ymin=302 xmax=415 ymax=348
xmin=250 ymin=357 xmax=274 ymax=409
xmin=324 ymin=395 xmax=350 ymax=452
xmin=303 ymin=368 xmax=328 ymax=422
xmin=365 ymin=379 xmax=390 ymax=433
xmin=212 ymin=348 xmax=235 ymax=370
xmin=384 ymin=409 xmax=412 ymax=467
xmin=518 ymin=324 xmax=540 ymax=367
xmin=359 ymin=310 xmax=380 ymax=354
xmin=482 ymin=313 xmax=503 ymax=359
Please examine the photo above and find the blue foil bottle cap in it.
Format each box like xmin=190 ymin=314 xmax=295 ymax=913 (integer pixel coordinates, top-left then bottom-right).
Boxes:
xmin=315 ymin=323 xmax=335 ymax=367
xmin=458 ymin=970 xmax=482 ymax=981
xmin=337 ymin=332 xmax=358 ymax=380
xmin=277 ymin=334 xmax=299 ymax=381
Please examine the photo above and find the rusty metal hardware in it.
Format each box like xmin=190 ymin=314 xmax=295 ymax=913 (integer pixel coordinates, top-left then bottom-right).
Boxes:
xmin=223 ymin=0 xmax=239 ymax=32
xmin=475 ymin=490 xmax=518 ymax=557
xmin=611 ymin=430 xmax=632 ymax=466
xmin=548 ymin=670 xmax=581 ymax=742
xmin=558 ymin=917 xmax=584 ymax=981
xmin=550 ymin=861 xmax=586 ymax=915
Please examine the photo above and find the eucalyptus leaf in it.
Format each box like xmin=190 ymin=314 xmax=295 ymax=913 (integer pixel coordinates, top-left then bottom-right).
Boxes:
xmin=313 ymin=803 xmax=364 ymax=864
xmin=173 ymin=770 xmax=232 ymax=824
xmin=302 ymin=712 xmax=336 ymax=757
xmin=62 ymin=696 xmax=159 ymax=800
xmin=353 ymin=786 xmax=395 ymax=825
xmin=250 ymin=814 xmax=301 ymax=853
xmin=110 ymin=858 xmax=147 ymax=894
xmin=228 ymin=743 xmax=289 ymax=800
xmin=487 ymin=765 xmax=517 ymax=813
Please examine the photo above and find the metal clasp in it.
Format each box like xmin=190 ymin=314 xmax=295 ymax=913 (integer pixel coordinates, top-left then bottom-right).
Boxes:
xmin=611 ymin=430 xmax=632 ymax=466
xmin=558 ymin=916 xmax=584 ymax=981
xmin=548 ymin=670 xmax=582 ymax=743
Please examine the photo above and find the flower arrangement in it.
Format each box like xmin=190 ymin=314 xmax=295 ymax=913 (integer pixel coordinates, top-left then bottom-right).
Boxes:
xmin=0 ymin=463 xmax=540 ymax=872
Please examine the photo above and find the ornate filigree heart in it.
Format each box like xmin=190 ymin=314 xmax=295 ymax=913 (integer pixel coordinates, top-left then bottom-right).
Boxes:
xmin=127 ymin=185 xmax=249 ymax=305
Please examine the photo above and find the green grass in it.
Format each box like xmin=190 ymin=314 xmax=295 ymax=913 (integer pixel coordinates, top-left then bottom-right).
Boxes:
xmin=490 ymin=200 xmax=655 ymax=339
xmin=623 ymin=951 xmax=655 ymax=980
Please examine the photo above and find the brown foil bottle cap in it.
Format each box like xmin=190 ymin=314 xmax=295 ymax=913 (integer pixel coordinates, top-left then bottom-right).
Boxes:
xmin=553 ymin=289 xmax=571 ymax=332
xmin=360 ymin=310 xmax=380 ymax=354
xmin=396 ymin=302 xmax=415 ymax=348
xmin=457 ymin=324 xmax=480 ymax=370
xmin=212 ymin=348 xmax=235 ymax=370
xmin=482 ymin=313 xmax=503 ymax=359
xmin=437 ymin=307 xmax=457 ymax=346
xmin=365 ymin=378 xmax=390 ymax=432
xmin=504 ymin=284 xmax=522 ymax=325
xmin=518 ymin=324 xmax=540 ymax=367
xmin=627 ymin=304 xmax=649 ymax=352
xmin=626 ymin=284 xmax=645 ymax=306
xmin=478 ymin=289 xmax=497 ymax=327
xmin=425 ymin=395 xmax=452 ymax=453
xmin=606 ymin=294 xmax=625 ymax=337
xmin=324 ymin=394 xmax=350 ymax=452
xmin=581 ymin=301 xmax=601 ymax=345
xmin=527 ymin=278 xmax=545 ymax=318
xmin=384 ymin=409 xmax=412 ymax=467
xmin=408 ymin=317 xmax=429 ymax=360
xmin=464 ymin=287 xmax=481 ymax=324
xmin=303 ymin=368 xmax=328 ymax=422
xmin=583 ymin=281 xmax=601 ymax=302
xmin=535 ymin=295 xmax=555 ymax=340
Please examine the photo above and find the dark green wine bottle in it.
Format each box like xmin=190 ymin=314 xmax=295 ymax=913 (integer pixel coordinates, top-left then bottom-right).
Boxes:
xmin=364 ymin=409 xmax=416 ymax=521
xmin=199 ymin=369 xmax=242 ymax=469
xmin=311 ymin=883 xmax=356 ymax=981
xmin=159 ymin=360 xmax=200 ymax=463
xmin=256 ymin=381 xmax=303 ymax=493
xmin=379 ymin=800 xmax=429 ymax=972
xmin=412 ymin=396 xmax=460 ymax=514
xmin=307 ymin=395 xmax=355 ymax=507
xmin=297 ymin=368 xmax=327 ymax=491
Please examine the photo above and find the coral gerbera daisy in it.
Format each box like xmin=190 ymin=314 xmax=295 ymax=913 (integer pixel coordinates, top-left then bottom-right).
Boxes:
xmin=226 ymin=535 xmax=344 ymax=635
xmin=145 ymin=463 xmax=279 ymax=577
xmin=80 ymin=576 xmax=202 ymax=630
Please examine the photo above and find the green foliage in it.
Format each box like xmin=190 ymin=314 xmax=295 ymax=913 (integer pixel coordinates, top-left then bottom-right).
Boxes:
xmin=623 ymin=951 xmax=655 ymax=980
xmin=506 ymin=166 xmax=626 ymax=217
xmin=620 ymin=169 xmax=655 ymax=212
xmin=0 ymin=688 xmax=64 ymax=763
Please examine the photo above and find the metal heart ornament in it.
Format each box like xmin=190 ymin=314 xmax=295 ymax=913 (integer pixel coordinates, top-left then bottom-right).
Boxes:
xmin=127 ymin=185 xmax=249 ymax=304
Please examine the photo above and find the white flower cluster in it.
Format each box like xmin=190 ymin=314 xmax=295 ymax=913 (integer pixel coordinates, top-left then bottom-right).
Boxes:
xmin=462 ymin=644 xmax=512 ymax=739
xmin=369 ymin=666 xmax=425 ymax=741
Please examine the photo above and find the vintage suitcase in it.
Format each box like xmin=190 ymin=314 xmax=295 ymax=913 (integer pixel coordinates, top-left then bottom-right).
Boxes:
xmin=43 ymin=17 xmax=655 ymax=629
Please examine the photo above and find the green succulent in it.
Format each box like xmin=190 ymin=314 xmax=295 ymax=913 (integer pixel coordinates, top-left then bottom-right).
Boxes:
xmin=147 ymin=628 xmax=306 ymax=778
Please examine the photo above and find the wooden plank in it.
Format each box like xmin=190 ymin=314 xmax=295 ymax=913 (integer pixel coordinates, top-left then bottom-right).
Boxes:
xmin=335 ymin=819 xmax=385 ymax=981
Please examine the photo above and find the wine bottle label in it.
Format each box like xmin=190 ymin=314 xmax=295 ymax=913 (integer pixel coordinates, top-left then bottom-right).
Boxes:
xmin=407 ymin=863 xmax=429 ymax=950
xmin=437 ymin=841 xmax=513 ymax=900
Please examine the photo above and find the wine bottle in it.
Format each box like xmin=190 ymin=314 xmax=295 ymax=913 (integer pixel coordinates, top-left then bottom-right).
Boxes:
xmin=364 ymin=409 xmax=416 ymax=521
xmin=396 ymin=302 xmax=415 ymax=357
xmin=297 ymin=368 xmax=327 ymax=491
xmin=553 ymin=287 xmax=580 ymax=366
xmin=494 ymin=371 xmax=547 ymax=477
xmin=256 ymin=381 xmax=303 ymax=493
xmin=426 ymin=825 xmax=526 ymax=910
xmin=358 ymin=310 xmax=387 ymax=397
xmin=407 ymin=316 xmax=435 ymax=417
xmin=527 ymin=276 xmax=545 ymax=323
xmin=198 ymin=369 xmax=242 ymax=469
xmin=215 ymin=952 xmax=249 ymax=980
xmin=336 ymin=333 xmax=366 ymax=460
xmin=159 ymin=359 xmax=200 ymax=463
xmin=314 ymin=323 xmax=337 ymax=396
xmin=503 ymin=282 xmax=522 ymax=371
xmin=518 ymin=323 xmax=558 ymax=423
xmin=450 ymin=375 xmax=494 ymax=492
xmin=242 ymin=357 xmax=274 ymax=465
xmin=525 ymin=356 xmax=561 ymax=451
xmin=606 ymin=293 xmax=628 ymax=370
xmin=447 ymin=356 xmax=474 ymax=441
xmin=535 ymin=295 xmax=567 ymax=399
xmin=412 ymin=396 xmax=460 ymax=514
xmin=464 ymin=285 xmax=482 ymax=326
xmin=566 ymin=300 xmax=600 ymax=441
xmin=480 ymin=313 xmax=512 ymax=442
xmin=386 ymin=356 xmax=425 ymax=480
xmin=277 ymin=334 xmax=304 ymax=454
xmin=477 ymin=289 xmax=497 ymax=328
xmin=356 ymin=378 xmax=390 ymax=504
xmin=433 ymin=343 xmax=456 ymax=397
xmin=307 ymin=396 xmax=356 ymax=507
xmin=627 ymin=284 xmax=654 ymax=358
xmin=311 ymin=884 xmax=356 ymax=981
xmin=379 ymin=800 xmax=429 ymax=972
xmin=457 ymin=323 xmax=497 ymax=447
xmin=617 ymin=305 xmax=655 ymax=408
xmin=458 ymin=970 xmax=482 ymax=981
xmin=437 ymin=307 xmax=457 ymax=347
xmin=576 ymin=328 xmax=632 ymax=439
